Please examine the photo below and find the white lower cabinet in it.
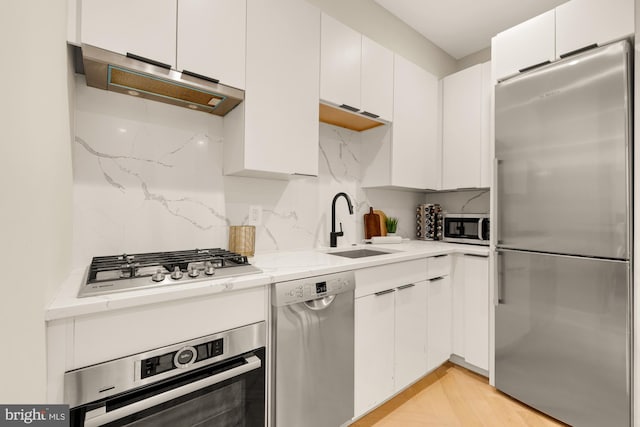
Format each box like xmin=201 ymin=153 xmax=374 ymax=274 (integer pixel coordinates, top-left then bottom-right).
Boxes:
xmin=463 ymin=254 xmax=490 ymax=370
xmin=394 ymin=282 xmax=428 ymax=391
xmin=354 ymin=281 xmax=428 ymax=417
xmin=354 ymin=289 xmax=395 ymax=416
xmin=427 ymin=275 xmax=452 ymax=371
xmin=451 ymin=253 xmax=490 ymax=371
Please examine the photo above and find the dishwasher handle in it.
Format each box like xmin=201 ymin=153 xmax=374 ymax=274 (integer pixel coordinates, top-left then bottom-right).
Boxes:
xmin=303 ymin=295 xmax=336 ymax=311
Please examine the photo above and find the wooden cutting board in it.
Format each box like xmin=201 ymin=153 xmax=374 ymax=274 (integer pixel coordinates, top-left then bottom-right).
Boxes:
xmin=364 ymin=208 xmax=387 ymax=239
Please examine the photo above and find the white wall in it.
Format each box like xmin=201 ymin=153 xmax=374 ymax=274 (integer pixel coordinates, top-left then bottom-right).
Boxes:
xmin=306 ymin=0 xmax=457 ymax=78
xmin=0 ymin=0 xmax=72 ymax=402
xmin=424 ymin=189 xmax=490 ymax=214
xmin=457 ymin=47 xmax=492 ymax=71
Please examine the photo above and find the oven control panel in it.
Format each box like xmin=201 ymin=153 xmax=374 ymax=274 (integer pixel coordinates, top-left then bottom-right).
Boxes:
xmin=272 ymin=271 xmax=355 ymax=306
xmin=141 ymin=338 xmax=224 ymax=379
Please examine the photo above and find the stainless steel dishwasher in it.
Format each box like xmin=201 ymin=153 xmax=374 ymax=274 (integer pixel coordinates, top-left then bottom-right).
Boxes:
xmin=271 ymin=271 xmax=355 ymax=427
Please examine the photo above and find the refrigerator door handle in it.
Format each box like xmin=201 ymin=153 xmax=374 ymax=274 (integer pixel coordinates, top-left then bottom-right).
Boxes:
xmin=493 ymin=158 xmax=501 ymax=245
xmin=495 ymin=250 xmax=503 ymax=305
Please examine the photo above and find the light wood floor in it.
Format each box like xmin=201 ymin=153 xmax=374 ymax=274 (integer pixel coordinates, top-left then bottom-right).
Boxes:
xmin=351 ymin=363 xmax=567 ymax=427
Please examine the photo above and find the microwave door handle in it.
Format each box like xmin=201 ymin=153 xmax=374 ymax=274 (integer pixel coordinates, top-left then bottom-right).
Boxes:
xmin=478 ymin=218 xmax=483 ymax=240
xmin=84 ymin=355 xmax=262 ymax=427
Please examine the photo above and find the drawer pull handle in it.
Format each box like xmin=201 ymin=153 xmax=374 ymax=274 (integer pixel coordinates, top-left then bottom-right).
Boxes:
xmin=429 ymin=276 xmax=445 ymax=282
xmin=339 ymin=104 xmax=359 ymax=112
xmin=397 ymin=284 xmax=415 ymax=291
xmin=433 ymin=254 xmax=448 ymax=258
xmin=464 ymin=253 xmax=488 ymax=258
xmin=374 ymin=289 xmax=395 ymax=296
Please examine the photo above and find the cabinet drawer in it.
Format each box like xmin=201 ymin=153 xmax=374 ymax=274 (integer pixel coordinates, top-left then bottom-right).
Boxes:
xmin=427 ymin=254 xmax=451 ymax=279
xmin=355 ymin=259 xmax=427 ymax=298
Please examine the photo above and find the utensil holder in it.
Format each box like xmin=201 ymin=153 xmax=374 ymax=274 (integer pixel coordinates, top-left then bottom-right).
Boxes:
xmin=229 ymin=225 xmax=256 ymax=257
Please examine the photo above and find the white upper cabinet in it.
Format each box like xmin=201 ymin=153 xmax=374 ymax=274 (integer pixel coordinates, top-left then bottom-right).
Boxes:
xmin=442 ymin=64 xmax=483 ymax=189
xmin=361 ymin=37 xmax=394 ymax=122
xmin=442 ymin=62 xmax=492 ymax=189
xmin=555 ymin=0 xmax=634 ymax=57
xmin=360 ymin=54 xmax=438 ymax=190
xmin=392 ymin=54 xmax=439 ymax=190
xmin=492 ymin=9 xmax=555 ymax=82
xmin=320 ymin=13 xmax=361 ymax=110
xmin=480 ymin=61 xmax=492 ymax=188
xmin=223 ymin=0 xmax=320 ymax=178
xmin=320 ymin=15 xmax=394 ymax=122
xmin=81 ymin=0 xmax=177 ymax=68
xmin=177 ymin=0 xmax=246 ymax=89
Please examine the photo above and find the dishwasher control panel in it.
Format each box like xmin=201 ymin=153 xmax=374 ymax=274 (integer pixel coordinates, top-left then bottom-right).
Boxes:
xmin=272 ymin=271 xmax=355 ymax=306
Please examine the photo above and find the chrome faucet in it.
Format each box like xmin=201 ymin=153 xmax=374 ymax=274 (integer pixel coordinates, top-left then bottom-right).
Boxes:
xmin=330 ymin=192 xmax=354 ymax=247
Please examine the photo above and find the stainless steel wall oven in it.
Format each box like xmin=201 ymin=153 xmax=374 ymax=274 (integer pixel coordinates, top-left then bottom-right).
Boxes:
xmin=65 ymin=322 xmax=265 ymax=427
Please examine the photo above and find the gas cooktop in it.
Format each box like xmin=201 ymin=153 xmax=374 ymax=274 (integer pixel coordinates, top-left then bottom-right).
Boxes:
xmin=78 ymin=248 xmax=262 ymax=298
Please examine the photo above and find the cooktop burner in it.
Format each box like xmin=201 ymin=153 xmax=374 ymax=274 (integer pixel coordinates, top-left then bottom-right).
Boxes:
xmin=78 ymin=248 xmax=262 ymax=298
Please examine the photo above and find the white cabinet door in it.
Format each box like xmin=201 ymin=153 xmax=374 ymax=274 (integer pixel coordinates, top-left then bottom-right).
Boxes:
xmin=394 ymin=282 xmax=428 ymax=391
xmin=442 ymin=64 xmax=483 ymax=190
xmin=555 ymin=0 xmax=634 ymax=57
xmin=451 ymin=254 xmax=465 ymax=358
xmin=81 ymin=0 xmax=177 ymax=68
xmin=463 ymin=254 xmax=489 ymax=371
xmin=225 ymin=0 xmax=319 ymax=177
xmin=177 ymin=0 xmax=246 ymax=89
xmin=427 ymin=275 xmax=452 ymax=371
xmin=492 ymin=9 xmax=555 ymax=82
xmin=361 ymin=36 xmax=394 ymax=121
xmin=320 ymin=13 xmax=361 ymax=110
xmin=480 ymin=61 xmax=492 ymax=188
xmin=354 ymin=291 xmax=395 ymax=417
xmin=392 ymin=55 xmax=439 ymax=190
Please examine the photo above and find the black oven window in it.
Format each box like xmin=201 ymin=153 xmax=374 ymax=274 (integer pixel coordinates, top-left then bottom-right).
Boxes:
xmin=71 ymin=348 xmax=265 ymax=427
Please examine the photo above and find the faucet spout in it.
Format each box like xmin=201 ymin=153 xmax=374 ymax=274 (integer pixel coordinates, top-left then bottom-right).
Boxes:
xmin=330 ymin=192 xmax=354 ymax=247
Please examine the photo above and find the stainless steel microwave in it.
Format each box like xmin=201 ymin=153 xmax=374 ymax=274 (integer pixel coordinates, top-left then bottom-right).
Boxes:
xmin=443 ymin=213 xmax=490 ymax=245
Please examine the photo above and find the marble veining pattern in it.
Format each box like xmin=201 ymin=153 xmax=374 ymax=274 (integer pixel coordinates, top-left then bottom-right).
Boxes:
xmin=72 ymin=78 xmax=425 ymax=268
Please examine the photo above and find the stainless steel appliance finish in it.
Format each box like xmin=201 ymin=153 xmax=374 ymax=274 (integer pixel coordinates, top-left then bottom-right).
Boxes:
xmin=495 ymin=40 xmax=632 ymax=427
xmin=272 ymin=271 xmax=355 ymax=427
xmin=442 ymin=213 xmax=490 ymax=245
xmin=65 ymin=322 xmax=266 ymax=427
xmin=496 ymin=250 xmax=630 ymax=426
xmin=77 ymin=44 xmax=244 ymax=116
xmin=495 ymin=41 xmax=630 ymax=259
xmin=78 ymin=247 xmax=262 ymax=297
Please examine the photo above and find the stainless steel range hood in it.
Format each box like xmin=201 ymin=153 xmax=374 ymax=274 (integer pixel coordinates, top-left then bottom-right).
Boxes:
xmin=76 ymin=44 xmax=244 ymax=116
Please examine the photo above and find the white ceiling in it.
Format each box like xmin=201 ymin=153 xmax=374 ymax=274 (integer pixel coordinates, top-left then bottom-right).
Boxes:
xmin=374 ymin=0 xmax=569 ymax=59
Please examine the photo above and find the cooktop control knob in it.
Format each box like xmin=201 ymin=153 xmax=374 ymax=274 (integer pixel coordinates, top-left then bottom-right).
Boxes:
xmin=188 ymin=267 xmax=200 ymax=278
xmin=204 ymin=262 xmax=216 ymax=276
xmin=171 ymin=266 xmax=183 ymax=280
xmin=151 ymin=269 xmax=165 ymax=282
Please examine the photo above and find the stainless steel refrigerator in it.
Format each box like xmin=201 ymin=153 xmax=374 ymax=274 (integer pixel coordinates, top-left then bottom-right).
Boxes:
xmin=495 ymin=40 xmax=632 ymax=427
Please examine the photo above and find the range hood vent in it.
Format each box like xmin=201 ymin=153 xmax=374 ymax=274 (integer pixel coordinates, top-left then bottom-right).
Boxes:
xmin=76 ymin=44 xmax=243 ymax=116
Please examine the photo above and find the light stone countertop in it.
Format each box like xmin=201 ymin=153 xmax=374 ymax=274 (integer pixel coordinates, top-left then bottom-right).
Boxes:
xmin=46 ymin=241 xmax=489 ymax=321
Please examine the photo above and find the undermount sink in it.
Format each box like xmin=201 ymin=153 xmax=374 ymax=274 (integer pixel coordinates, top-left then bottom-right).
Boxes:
xmin=328 ymin=248 xmax=399 ymax=258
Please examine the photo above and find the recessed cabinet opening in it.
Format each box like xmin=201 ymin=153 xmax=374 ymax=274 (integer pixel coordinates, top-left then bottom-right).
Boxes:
xmin=319 ymin=103 xmax=385 ymax=132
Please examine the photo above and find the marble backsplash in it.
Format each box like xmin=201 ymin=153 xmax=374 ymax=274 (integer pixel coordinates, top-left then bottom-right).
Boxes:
xmin=71 ymin=77 xmax=424 ymax=269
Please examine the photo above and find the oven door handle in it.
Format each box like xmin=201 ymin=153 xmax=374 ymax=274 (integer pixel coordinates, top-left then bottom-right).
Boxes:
xmin=84 ymin=355 xmax=262 ymax=427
